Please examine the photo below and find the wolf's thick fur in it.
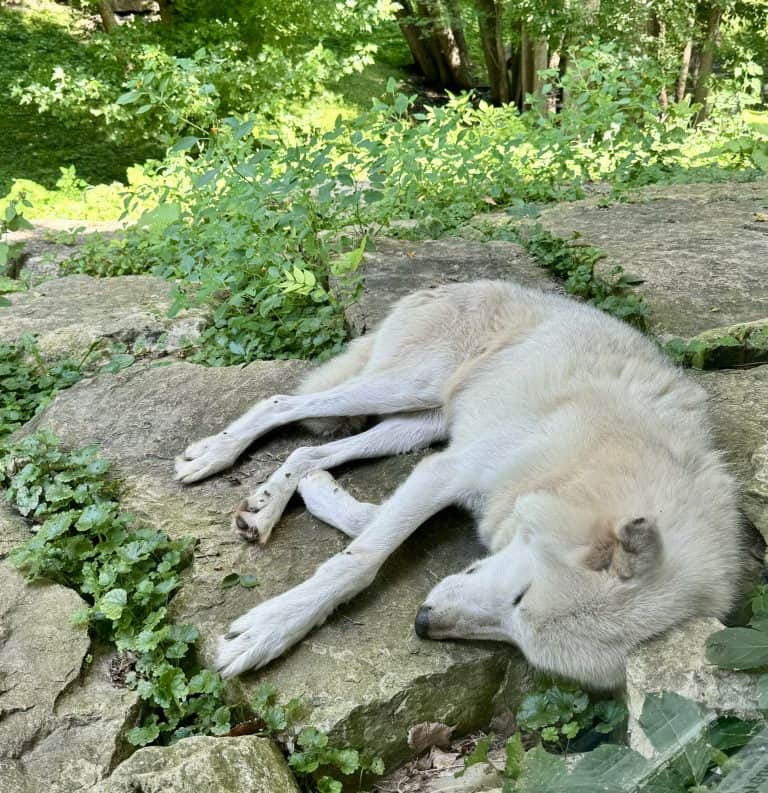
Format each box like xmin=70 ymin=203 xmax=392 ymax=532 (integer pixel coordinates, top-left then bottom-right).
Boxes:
xmin=175 ymin=280 xmax=752 ymax=687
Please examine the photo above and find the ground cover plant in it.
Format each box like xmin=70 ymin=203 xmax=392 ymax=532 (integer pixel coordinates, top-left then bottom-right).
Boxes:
xmin=0 ymin=334 xmax=84 ymax=436
xmin=0 ymin=413 xmax=384 ymax=790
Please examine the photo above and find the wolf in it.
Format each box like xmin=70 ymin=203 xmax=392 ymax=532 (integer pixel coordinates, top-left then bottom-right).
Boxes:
xmin=174 ymin=280 xmax=753 ymax=687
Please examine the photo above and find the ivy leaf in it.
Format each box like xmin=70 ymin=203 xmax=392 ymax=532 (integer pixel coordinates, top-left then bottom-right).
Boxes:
xmin=298 ymin=726 xmax=329 ymax=751
xmin=317 ymin=777 xmax=342 ymax=793
xmin=288 ymin=751 xmax=320 ymax=774
xmin=127 ymin=715 xmax=160 ymax=746
xmin=98 ymin=588 xmax=128 ymax=620
xmin=328 ymin=747 xmax=359 ymax=775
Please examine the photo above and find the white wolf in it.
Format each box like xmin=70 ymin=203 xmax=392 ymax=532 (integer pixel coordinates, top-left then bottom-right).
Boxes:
xmin=175 ymin=280 xmax=751 ymax=687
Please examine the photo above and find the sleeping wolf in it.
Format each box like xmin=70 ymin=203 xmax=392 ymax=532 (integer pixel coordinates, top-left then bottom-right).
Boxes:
xmin=175 ymin=280 xmax=752 ymax=687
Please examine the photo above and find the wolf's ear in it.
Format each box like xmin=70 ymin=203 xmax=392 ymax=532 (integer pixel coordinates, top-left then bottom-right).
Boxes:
xmin=585 ymin=517 xmax=662 ymax=580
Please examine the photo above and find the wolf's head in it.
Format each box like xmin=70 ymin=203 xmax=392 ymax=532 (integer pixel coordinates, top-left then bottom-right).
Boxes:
xmin=414 ymin=491 xmax=749 ymax=688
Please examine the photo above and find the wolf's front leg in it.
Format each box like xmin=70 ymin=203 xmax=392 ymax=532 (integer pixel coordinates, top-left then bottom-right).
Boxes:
xmin=175 ymin=369 xmax=444 ymax=484
xmin=215 ymin=450 xmax=462 ymax=677
xmin=174 ymin=394 xmax=296 ymax=484
xmin=231 ymin=410 xmax=446 ymax=544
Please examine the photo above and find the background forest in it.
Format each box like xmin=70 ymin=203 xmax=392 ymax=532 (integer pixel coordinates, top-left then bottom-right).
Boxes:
xmin=2 ymin=0 xmax=768 ymax=364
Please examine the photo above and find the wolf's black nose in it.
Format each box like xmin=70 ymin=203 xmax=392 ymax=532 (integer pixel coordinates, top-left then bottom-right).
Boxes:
xmin=414 ymin=605 xmax=431 ymax=638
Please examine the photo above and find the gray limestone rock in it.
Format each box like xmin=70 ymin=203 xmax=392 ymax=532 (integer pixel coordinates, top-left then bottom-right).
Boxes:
xmin=344 ymin=238 xmax=558 ymax=334
xmin=537 ymin=180 xmax=768 ymax=337
xmin=0 ymin=274 xmax=206 ymax=361
xmin=98 ymin=735 xmax=300 ymax=793
xmin=0 ymin=565 xmax=139 ymax=793
xmin=694 ymin=366 xmax=768 ymax=540
xmin=5 ymin=219 xmax=124 ymax=285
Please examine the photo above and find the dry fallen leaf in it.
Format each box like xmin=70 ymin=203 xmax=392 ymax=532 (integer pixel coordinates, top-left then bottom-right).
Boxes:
xmin=407 ymin=721 xmax=455 ymax=754
xmin=753 ymin=212 xmax=768 ymax=222
xmin=430 ymin=747 xmax=461 ymax=770
xmin=225 ymin=718 xmax=266 ymax=737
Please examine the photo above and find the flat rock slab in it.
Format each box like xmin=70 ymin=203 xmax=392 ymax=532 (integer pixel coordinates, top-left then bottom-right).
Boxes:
xmin=22 ymin=361 xmax=524 ymax=770
xmin=6 ymin=219 xmax=125 ymax=285
xmin=346 ymin=238 xmax=557 ymax=334
xmin=538 ymin=180 xmax=768 ymax=338
xmin=0 ymin=274 xmax=206 ymax=361
xmin=693 ymin=366 xmax=768 ymax=540
xmin=98 ymin=735 xmax=299 ymax=793
xmin=0 ymin=564 xmax=139 ymax=793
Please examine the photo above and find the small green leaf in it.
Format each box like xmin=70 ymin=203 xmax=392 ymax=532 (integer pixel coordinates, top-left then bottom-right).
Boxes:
xmin=171 ymin=136 xmax=199 ymax=153
xmin=127 ymin=715 xmax=160 ymax=746
xmin=504 ymin=733 xmax=524 ymax=781
xmin=98 ymin=588 xmax=128 ymax=621
xmin=116 ymin=90 xmax=142 ymax=105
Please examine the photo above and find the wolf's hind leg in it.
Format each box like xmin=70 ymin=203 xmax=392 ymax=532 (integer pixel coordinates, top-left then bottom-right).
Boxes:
xmin=174 ymin=365 xmax=446 ymax=484
xmin=299 ymin=335 xmax=373 ymax=437
xmin=233 ymin=409 xmax=446 ymax=543
xmin=298 ymin=471 xmax=378 ymax=538
xmin=215 ymin=448 xmax=465 ymax=678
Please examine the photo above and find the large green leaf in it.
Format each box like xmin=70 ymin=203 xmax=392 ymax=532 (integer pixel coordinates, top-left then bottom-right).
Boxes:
xmin=705 ymin=625 xmax=768 ymax=670
xmin=516 ymin=744 xmax=686 ymax=793
xmin=515 ymin=747 xmax=568 ymax=793
xmin=714 ymin=725 xmax=768 ymax=792
xmin=638 ymin=692 xmax=712 ymax=786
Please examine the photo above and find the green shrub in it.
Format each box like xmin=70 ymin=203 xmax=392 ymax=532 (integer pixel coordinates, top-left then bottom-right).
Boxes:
xmin=11 ymin=15 xmax=378 ymax=146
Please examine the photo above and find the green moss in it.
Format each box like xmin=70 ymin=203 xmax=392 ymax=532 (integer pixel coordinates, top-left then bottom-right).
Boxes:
xmin=665 ymin=319 xmax=768 ymax=370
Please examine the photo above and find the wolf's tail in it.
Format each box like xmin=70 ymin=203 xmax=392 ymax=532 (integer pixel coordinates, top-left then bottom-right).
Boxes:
xmin=298 ymin=334 xmax=374 ymax=436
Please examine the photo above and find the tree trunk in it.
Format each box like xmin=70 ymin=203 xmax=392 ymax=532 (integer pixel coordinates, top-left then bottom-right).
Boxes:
xmin=474 ymin=0 xmax=510 ymax=104
xmin=396 ymin=0 xmax=442 ymax=83
xmin=546 ymin=43 xmax=562 ymax=113
xmin=157 ymin=0 xmax=174 ymax=24
xmin=677 ymin=33 xmax=694 ymax=103
xmin=415 ymin=0 xmax=474 ymax=89
xmin=444 ymin=0 xmax=475 ymax=88
xmin=531 ymin=38 xmax=549 ymax=108
xmin=519 ymin=24 xmax=530 ymax=107
xmin=96 ymin=0 xmax=118 ymax=33
xmin=692 ymin=3 xmax=723 ymax=125
xmin=648 ymin=13 xmax=669 ymax=111
xmin=397 ymin=0 xmax=474 ymax=90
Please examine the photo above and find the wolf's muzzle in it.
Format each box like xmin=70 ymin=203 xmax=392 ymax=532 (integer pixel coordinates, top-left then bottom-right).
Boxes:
xmin=414 ymin=605 xmax=431 ymax=638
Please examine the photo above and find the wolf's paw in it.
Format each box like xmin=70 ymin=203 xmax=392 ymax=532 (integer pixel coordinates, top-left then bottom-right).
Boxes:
xmin=215 ymin=601 xmax=291 ymax=677
xmin=232 ymin=481 xmax=293 ymax=544
xmin=174 ymin=433 xmax=242 ymax=484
